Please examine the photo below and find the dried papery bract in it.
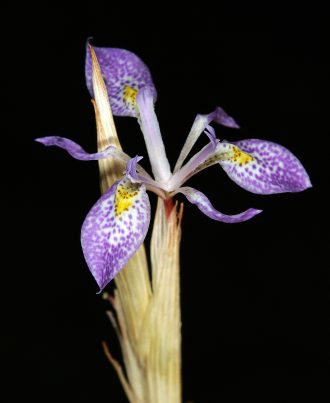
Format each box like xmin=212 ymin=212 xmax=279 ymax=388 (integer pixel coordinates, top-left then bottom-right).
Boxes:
xmin=90 ymin=45 xmax=182 ymax=402
xmin=145 ymin=199 xmax=182 ymax=403
xmin=104 ymin=199 xmax=182 ymax=403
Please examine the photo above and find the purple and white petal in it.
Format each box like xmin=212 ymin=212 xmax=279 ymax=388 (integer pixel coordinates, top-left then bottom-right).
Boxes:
xmin=85 ymin=45 xmax=157 ymax=117
xmin=176 ymin=187 xmax=262 ymax=223
xmin=35 ymin=136 xmax=130 ymax=162
xmin=36 ymin=136 xmax=157 ymax=184
xmin=211 ymin=107 xmax=240 ymax=129
xmin=174 ymin=107 xmax=239 ymax=173
xmin=81 ymin=175 xmax=151 ymax=292
xmin=218 ymin=139 xmax=312 ymax=194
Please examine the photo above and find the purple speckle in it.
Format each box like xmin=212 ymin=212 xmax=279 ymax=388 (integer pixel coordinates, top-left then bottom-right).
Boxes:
xmin=220 ymin=139 xmax=312 ymax=194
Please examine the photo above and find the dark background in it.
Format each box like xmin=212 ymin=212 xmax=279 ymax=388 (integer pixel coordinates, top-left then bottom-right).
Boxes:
xmin=4 ymin=2 xmax=329 ymax=402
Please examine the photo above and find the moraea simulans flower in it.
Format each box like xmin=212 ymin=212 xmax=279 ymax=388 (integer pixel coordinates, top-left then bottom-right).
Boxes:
xmin=36 ymin=45 xmax=311 ymax=292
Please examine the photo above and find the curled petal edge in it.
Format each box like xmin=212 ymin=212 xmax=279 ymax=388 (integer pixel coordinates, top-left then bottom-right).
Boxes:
xmin=175 ymin=186 xmax=262 ymax=224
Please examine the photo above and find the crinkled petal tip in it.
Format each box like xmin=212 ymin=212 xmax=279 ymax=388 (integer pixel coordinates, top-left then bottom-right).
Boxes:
xmin=212 ymin=106 xmax=240 ymax=129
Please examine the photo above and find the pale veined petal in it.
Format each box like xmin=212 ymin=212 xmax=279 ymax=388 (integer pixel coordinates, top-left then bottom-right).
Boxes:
xmin=166 ymin=128 xmax=218 ymax=191
xmin=135 ymin=87 xmax=172 ymax=183
xmin=173 ymin=106 xmax=239 ymax=173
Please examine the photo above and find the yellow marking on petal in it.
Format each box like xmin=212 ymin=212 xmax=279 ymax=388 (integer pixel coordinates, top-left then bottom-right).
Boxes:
xmin=228 ymin=145 xmax=254 ymax=166
xmin=115 ymin=182 xmax=139 ymax=217
xmin=123 ymin=85 xmax=138 ymax=107
xmin=192 ymin=143 xmax=255 ymax=176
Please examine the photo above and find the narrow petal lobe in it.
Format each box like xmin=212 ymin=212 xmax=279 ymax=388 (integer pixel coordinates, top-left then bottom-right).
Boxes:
xmin=177 ymin=187 xmax=262 ymax=223
xmin=85 ymin=45 xmax=157 ymax=117
xmin=81 ymin=175 xmax=151 ymax=292
xmin=174 ymin=106 xmax=239 ymax=173
xmin=35 ymin=136 xmax=129 ymax=162
xmin=135 ymin=87 xmax=172 ymax=183
xmin=36 ymin=136 xmax=155 ymax=183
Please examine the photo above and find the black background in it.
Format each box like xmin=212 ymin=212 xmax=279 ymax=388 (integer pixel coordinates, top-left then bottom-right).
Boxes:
xmin=4 ymin=2 xmax=329 ymax=402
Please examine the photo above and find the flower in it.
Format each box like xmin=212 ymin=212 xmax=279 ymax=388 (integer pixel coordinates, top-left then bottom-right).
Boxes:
xmin=36 ymin=44 xmax=311 ymax=292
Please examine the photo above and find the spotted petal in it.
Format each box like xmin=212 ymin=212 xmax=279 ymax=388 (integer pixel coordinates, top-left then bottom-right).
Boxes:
xmin=81 ymin=164 xmax=151 ymax=292
xmin=176 ymin=187 xmax=262 ymax=223
xmin=85 ymin=44 xmax=157 ymax=117
xmin=214 ymin=139 xmax=312 ymax=194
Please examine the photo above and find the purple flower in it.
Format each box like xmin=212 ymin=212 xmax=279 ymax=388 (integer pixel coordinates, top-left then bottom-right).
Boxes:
xmin=36 ymin=45 xmax=312 ymax=291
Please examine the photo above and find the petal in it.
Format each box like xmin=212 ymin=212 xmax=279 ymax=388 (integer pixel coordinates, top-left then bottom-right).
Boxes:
xmin=174 ymin=106 xmax=239 ymax=173
xmin=35 ymin=136 xmax=129 ymax=162
xmin=35 ymin=136 xmax=156 ymax=185
xmin=136 ymin=87 xmax=172 ymax=183
xmin=166 ymin=141 xmax=216 ymax=191
xmin=166 ymin=126 xmax=219 ymax=191
xmin=204 ymin=125 xmax=218 ymax=148
xmin=125 ymin=155 xmax=143 ymax=182
xmin=218 ymin=139 xmax=312 ymax=194
xmin=176 ymin=187 xmax=262 ymax=223
xmin=81 ymin=175 xmax=151 ymax=292
xmin=85 ymin=44 xmax=157 ymax=117
xmin=212 ymin=107 xmax=240 ymax=129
